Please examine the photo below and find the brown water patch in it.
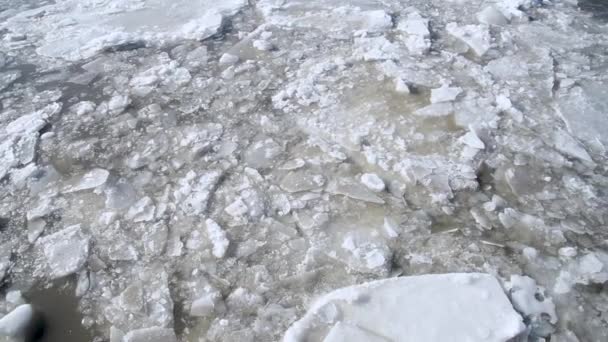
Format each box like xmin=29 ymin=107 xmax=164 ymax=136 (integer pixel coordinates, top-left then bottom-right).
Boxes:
xmin=24 ymin=280 xmax=93 ymax=342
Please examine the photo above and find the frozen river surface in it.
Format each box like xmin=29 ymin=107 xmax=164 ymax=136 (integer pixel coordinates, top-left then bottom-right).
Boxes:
xmin=0 ymin=0 xmax=608 ymax=341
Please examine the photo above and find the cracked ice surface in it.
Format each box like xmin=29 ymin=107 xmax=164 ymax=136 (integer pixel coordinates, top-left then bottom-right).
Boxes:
xmin=1 ymin=0 xmax=608 ymax=341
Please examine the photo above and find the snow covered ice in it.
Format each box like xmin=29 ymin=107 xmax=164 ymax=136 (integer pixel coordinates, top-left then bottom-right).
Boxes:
xmin=284 ymin=273 xmax=525 ymax=342
xmin=1 ymin=0 xmax=608 ymax=341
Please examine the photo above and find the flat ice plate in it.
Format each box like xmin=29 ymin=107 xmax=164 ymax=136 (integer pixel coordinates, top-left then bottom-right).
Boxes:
xmin=284 ymin=273 xmax=525 ymax=342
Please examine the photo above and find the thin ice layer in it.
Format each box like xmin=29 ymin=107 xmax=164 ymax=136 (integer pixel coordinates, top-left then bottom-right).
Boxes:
xmin=284 ymin=273 xmax=525 ymax=342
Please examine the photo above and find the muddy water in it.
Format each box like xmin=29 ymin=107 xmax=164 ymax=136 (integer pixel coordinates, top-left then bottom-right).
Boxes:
xmin=24 ymin=281 xmax=93 ymax=342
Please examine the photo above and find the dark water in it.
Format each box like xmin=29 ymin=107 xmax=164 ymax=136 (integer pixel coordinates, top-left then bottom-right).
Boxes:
xmin=25 ymin=282 xmax=93 ymax=342
xmin=579 ymin=0 xmax=608 ymax=21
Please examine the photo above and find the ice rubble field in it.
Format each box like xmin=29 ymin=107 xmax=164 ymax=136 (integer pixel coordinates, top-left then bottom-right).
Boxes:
xmin=0 ymin=0 xmax=608 ymax=341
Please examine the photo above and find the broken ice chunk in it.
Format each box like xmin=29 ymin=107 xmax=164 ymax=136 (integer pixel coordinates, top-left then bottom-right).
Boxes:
xmin=279 ymin=158 xmax=306 ymax=171
xmin=477 ymin=6 xmax=509 ymax=26
xmin=126 ymin=197 xmax=156 ymax=222
xmin=0 ymin=304 xmax=34 ymax=339
xmin=283 ymin=273 xmax=525 ymax=342
xmin=190 ymin=296 xmax=215 ymax=317
xmin=117 ymin=282 xmax=144 ymax=314
xmin=558 ymin=247 xmax=577 ymax=258
xmin=0 ymin=70 xmax=21 ymax=92
xmin=10 ymin=163 xmax=38 ymax=190
xmin=446 ymin=23 xmax=491 ymax=57
xmin=180 ymin=170 xmax=223 ymax=216
xmin=27 ymin=218 xmax=46 ymax=243
xmin=142 ymin=222 xmax=168 ymax=257
xmin=552 ymin=130 xmax=593 ymax=164
xmin=75 ymin=271 xmax=90 ymax=297
xmin=383 ymin=217 xmax=399 ymax=238
xmin=107 ymin=94 xmax=130 ymax=115
xmin=225 ymin=198 xmax=249 ymax=218
xmin=0 ymin=138 xmax=17 ymax=180
xmin=398 ymin=11 xmax=431 ymax=55
xmin=280 ymin=172 xmax=325 ymax=193
xmin=394 ymin=78 xmax=410 ymax=94
xmin=507 ymin=275 xmax=557 ymax=324
xmin=430 ymin=85 xmax=463 ymax=104
xmin=460 ymin=127 xmax=485 ymax=149
xmin=555 ymin=252 xmax=608 ymax=294
xmin=123 ymin=327 xmax=177 ymax=342
xmin=130 ymin=59 xmax=193 ymax=96
xmin=328 ymin=179 xmax=384 ymax=204
xmin=557 ymin=83 xmax=608 ymax=145
xmin=190 ymin=286 xmax=224 ymax=317
xmin=244 ymin=138 xmax=282 ymax=169
xmin=499 ymin=208 xmax=521 ymax=229
xmin=70 ymin=101 xmax=96 ymax=116
xmin=219 ymin=53 xmax=239 ymax=66
xmin=13 ymin=134 xmax=38 ymax=166
xmin=360 ymin=173 xmax=385 ymax=193
xmin=471 ymin=207 xmax=493 ymax=230
xmin=253 ymin=39 xmax=274 ymax=51
xmin=105 ymin=180 xmax=137 ymax=210
xmin=504 ymin=167 xmax=541 ymax=197
xmin=413 ymin=102 xmax=454 ymax=117
xmin=5 ymin=103 xmax=61 ymax=135
xmin=39 ymin=225 xmax=90 ymax=279
xmin=206 ymin=219 xmax=229 ymax=258
xmin=63 ymin=168 xmax=110 ymax=193
xmin=353 ymin=36 xmax=399 ymax=62
xmin=226 ymin=288 xmax=265 ymax=315
xmin=339 ymin=232 xmax=391 ymax=275
xmin=108 ymin=241 xmax=138 ymax=261
xmin=110 ymin=326 xmax=125 ymax=342
xmin=357 ymin=10 xmax=393 ymax=34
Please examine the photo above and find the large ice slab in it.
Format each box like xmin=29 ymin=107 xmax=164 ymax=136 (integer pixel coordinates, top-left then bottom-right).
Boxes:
xmin=1 ymin=0 xmax=248 ymax=60
xmin=258 ymin=0 xmax=392 ymax=34
xmin=557 ymin=82 xmax=608 ymax=145
xmin=284 ymin=273 xmax=525 ymax=342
